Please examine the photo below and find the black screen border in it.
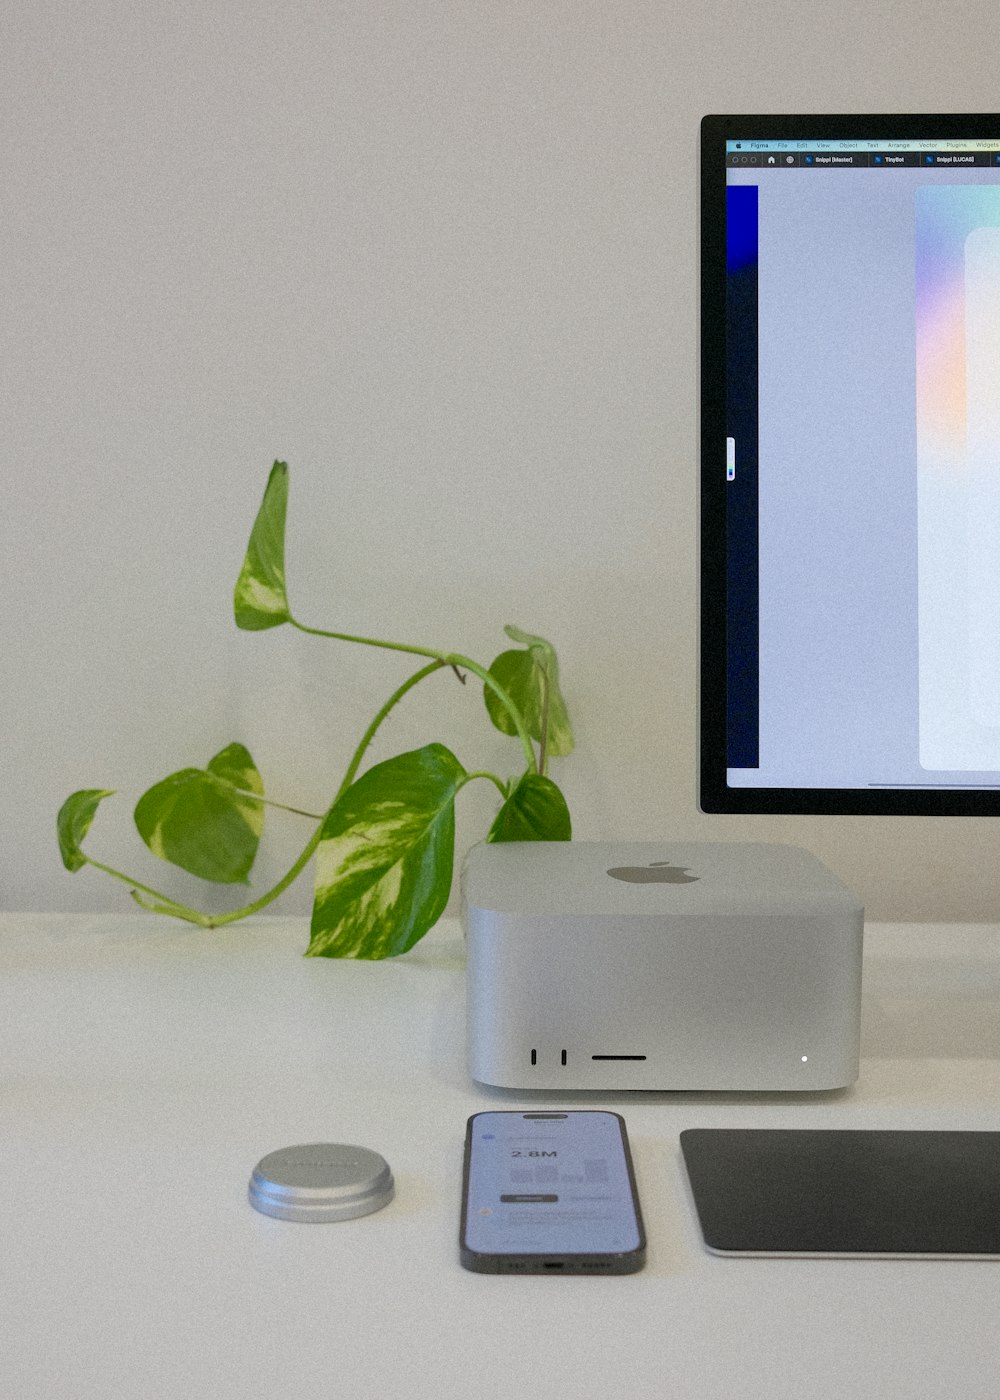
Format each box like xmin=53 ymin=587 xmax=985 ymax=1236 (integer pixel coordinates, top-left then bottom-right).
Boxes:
xmin=699 ymin=112 xmax=1000 ymax=816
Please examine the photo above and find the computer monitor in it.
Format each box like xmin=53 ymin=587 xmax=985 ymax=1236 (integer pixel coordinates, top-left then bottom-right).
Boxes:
xmin=700 ymin=112 xmax=1000 ymax=815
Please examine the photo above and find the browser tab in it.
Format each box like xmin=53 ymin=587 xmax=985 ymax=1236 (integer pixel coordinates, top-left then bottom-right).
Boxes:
xmin=921 ymin=152 xmax=992 ymax=167
xmin=801 ymin=152 xmax=869 ymax=168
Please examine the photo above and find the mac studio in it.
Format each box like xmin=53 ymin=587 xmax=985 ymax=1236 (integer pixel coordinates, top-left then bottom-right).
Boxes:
xmin=463 ymin=839 xmax=863 ymax=1092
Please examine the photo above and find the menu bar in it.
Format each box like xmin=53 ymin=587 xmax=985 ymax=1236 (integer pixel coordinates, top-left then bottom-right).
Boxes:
xmin=727 ymin=138 xmax=1000 ymax=152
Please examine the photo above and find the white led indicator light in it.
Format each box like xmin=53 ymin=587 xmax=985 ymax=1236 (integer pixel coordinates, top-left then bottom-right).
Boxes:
xmin=801 ymin=1055 xmax=809 ymax=1062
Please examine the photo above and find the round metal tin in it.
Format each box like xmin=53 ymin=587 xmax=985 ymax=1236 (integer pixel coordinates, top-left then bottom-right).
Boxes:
xmin=248 ymin=1142 xmax=394 ymax=1223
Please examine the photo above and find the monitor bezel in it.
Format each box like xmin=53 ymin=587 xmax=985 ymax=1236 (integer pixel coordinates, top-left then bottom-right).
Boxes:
xmin=699 ymin=112 xmax=1000 ymax=816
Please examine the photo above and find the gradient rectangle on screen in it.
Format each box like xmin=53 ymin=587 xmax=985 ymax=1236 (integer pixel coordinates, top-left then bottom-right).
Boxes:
xmin=916 ymin=186 xmax=1000 ymax=770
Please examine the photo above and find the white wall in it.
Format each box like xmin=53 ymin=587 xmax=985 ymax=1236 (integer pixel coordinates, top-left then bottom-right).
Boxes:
xmin=5 ymin=0 xmax=1000 ymax=925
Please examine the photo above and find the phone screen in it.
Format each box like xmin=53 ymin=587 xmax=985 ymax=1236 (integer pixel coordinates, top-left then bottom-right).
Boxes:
xmin=461 ymin=1111 xmax=644 ymax=1271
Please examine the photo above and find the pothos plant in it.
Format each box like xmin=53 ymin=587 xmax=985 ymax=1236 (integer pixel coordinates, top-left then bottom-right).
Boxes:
xmin=57 ymin=462 xmax=574 ymax=958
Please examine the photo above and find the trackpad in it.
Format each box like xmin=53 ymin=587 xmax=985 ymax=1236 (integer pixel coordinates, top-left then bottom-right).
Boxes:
xmin=680 ymin=1129 xmax=1000 ymax=1258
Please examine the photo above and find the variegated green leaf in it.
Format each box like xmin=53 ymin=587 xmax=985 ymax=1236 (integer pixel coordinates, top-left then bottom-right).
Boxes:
xmin=483 ymin=624 xmax=574 ymax=757
xmin=234 ymin=460 xmax=291 ymax=630
xmin=486 ymin=772 xmax=572 ymax=843
xmin=307 ymin=743 xmax=466 ymax=959
xmin=57 ymin=788 xmax=116 ymax=871
xmin=203 ymin=741 xmax=265 ymax=797
xmin=133 ymin=743 xmax=265 ymax=884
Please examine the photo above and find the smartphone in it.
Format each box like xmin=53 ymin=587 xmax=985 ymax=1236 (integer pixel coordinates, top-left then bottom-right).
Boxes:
xmin=460 ymin=1110 xmax=646 ymax=1273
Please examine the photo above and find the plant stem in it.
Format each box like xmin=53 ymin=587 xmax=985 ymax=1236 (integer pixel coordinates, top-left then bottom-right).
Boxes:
xmin=463 ymin=770 xmax=510 ymax=799
xmin=83 ymin=857 xmax=213 ymax=926
xmin=451 ymin=652 xmax=537 ymax=772
xmin=334 ymin=659 xmax=445 ymax=795
xmin=537 ymin=665 xmax=551 ymax=777
xmin=204 ymin=825 xmax=326 ymax=927
xmin=186 ymin=659 xmax=451 ymax=928
xmin=288 ymin=615 xmax=538 ymax=773
xmin=289 ymin=618 xmax=440 ymax=661
xmin=248 ymin=794 xmax=325 ymax=820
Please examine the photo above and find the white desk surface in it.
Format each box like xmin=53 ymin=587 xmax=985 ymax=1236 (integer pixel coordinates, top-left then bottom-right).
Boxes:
xmin=2 ymin=914 xmax=998 ymax=1400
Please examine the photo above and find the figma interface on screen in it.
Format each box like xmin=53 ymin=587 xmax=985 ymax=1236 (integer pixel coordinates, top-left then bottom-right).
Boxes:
xmin=724 ymin=159 xmax=1000 ymax=790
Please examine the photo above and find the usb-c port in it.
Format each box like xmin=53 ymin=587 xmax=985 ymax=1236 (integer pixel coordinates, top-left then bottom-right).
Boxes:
xmin=543 ymin=1261 xmax=564 ymax=1270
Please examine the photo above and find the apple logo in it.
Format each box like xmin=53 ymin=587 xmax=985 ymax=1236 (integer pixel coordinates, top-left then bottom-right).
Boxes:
xmin=606 ymin=861 xmax=700 ymax=884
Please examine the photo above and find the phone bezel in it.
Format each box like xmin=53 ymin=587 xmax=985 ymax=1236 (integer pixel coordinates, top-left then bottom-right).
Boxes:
xmin=459 ymin=1110 xmax=646 ymax=1274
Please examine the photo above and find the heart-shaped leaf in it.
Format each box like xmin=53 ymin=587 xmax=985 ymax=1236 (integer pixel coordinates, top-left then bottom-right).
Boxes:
xmin=486 ymin=772 xmax=572 ymax=843
xmin=57 ymin=789 xmax=116 ymax=871
xmin=308 ymin=743 xmax=467 ymax=959
xmin=483 ymin=624 xmax=574 ymax=757
xmin=234 ymin=460 xmax=291 ymax=630
xmin=133 ymin=743 xmax=265 ymax=884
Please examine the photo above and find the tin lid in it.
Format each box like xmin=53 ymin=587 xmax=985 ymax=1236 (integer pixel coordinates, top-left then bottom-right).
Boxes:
xmin=249 ymin=1143 xmax=394 ymax=1223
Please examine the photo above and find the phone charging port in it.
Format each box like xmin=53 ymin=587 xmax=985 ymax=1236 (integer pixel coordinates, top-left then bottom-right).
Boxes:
xmin=543 ymin=1261 xmax=564 ymax=1269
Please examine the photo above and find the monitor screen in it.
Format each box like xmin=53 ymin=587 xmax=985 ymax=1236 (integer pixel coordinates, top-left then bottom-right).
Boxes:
xmin=700 ymin=113 xmax=1000 ymax=815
